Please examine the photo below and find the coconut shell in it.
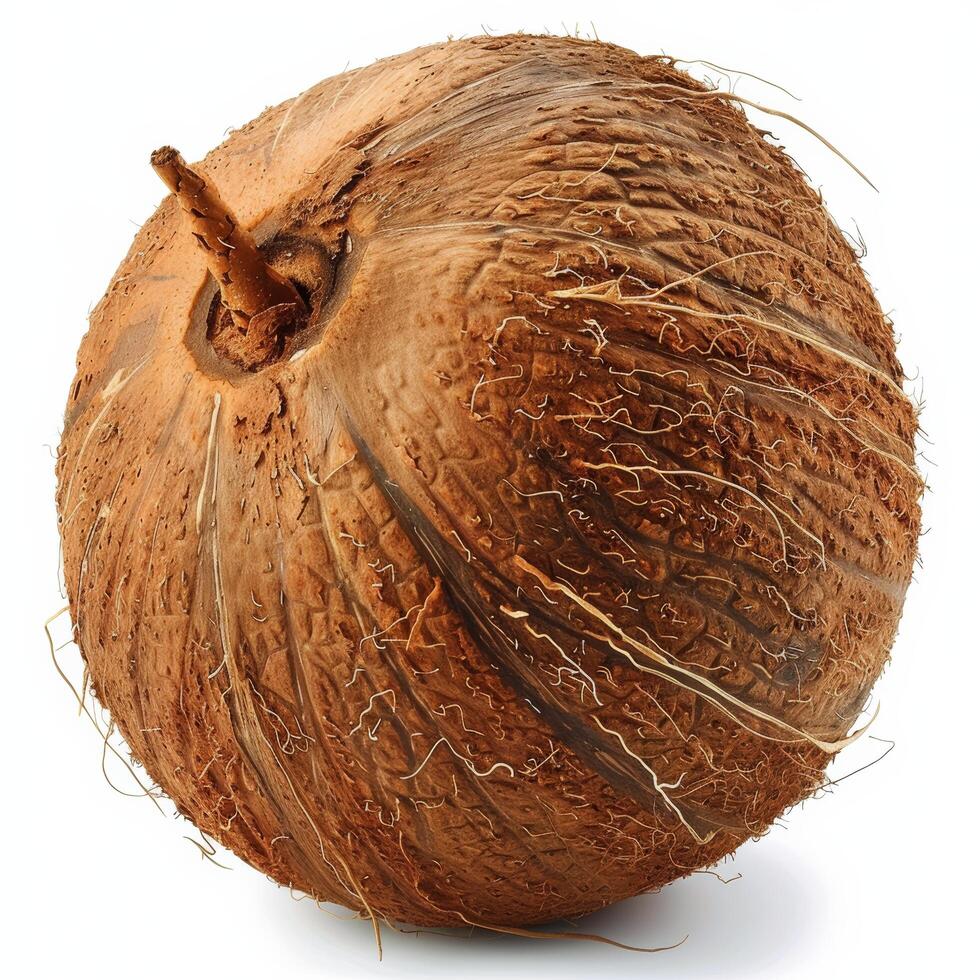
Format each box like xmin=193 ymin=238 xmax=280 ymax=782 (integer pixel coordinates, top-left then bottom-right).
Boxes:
xmin=56 ymin=35 xmax=921 ymax=929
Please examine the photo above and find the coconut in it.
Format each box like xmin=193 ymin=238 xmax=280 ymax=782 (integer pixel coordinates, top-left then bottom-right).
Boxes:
xmin=56 ymin=35 xmax=921 ymax=933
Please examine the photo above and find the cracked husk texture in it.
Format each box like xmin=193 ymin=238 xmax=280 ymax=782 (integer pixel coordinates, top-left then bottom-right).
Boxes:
xmin=57 ymin=35 xmax=921 ymax=929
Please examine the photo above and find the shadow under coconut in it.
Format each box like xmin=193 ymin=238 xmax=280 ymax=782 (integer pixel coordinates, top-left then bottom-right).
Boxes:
xmin=262 ymin=835 xmax=824 ymax=977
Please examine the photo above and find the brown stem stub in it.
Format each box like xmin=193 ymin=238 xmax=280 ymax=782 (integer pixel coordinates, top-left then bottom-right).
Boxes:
xmin=151 ymin=146 xmax=306 ymax=369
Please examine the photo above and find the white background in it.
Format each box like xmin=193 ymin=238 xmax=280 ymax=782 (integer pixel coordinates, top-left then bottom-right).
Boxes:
xmin=3 ymin=1 xmax=976 ymax=977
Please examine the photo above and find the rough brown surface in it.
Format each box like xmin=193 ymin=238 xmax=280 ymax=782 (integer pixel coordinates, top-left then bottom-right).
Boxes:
xmin=56 ymin=35 xmax=921 ymax=929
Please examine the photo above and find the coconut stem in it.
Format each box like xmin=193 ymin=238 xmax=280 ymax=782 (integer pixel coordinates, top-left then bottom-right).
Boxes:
xmin=150 ymin=146 xmax=305 ymax=330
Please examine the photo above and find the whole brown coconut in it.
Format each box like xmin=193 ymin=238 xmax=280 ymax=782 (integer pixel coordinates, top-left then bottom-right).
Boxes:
xmin=57 ymin=35 xmax=921 ymax=931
